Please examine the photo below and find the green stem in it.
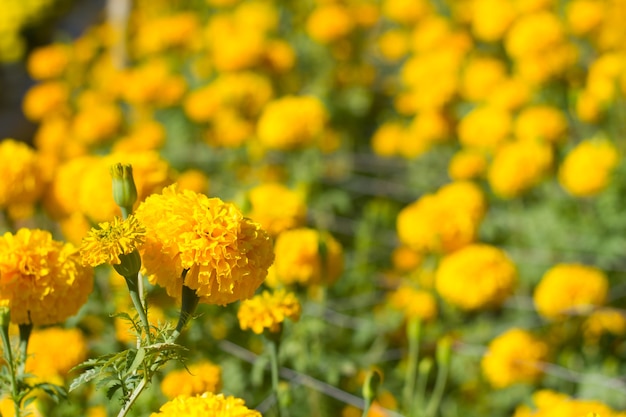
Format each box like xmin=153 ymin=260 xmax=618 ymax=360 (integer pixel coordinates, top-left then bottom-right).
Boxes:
xmin=116 ymin=374 xmax=148 ymax=417
xmin=403 ymin=317 xmax=421 ymax=416
xmin=267 ymin=336 xmax=283 ymax=417
xmin=124 ymin=274 xmax=151 ymax=345
xmin=413 ymin=358 xmax=433 ymax=417
xmin=17 ymin=323 xmax=32 ymax=374
xmin=425 ymin=362 xmax=449 ymax=417
xmin=0 ymin=320 xmax=20 ymax=417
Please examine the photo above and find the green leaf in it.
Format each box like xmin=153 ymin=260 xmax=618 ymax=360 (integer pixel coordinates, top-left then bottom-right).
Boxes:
xmin=69 ymin=367 xmax=100 ymax=392
xmin=127 ymin=347 xmax=145 ymax=376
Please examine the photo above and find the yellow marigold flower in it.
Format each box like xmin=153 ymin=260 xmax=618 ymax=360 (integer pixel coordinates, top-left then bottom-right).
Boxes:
xmin=487 ymin=139 xmax=553 ymax=198
xmin=271 ymin=228 xmax=344 ymax=287
xmin=25 ymin=327 xmax=88 ymax=383
xmin=151 ymin=392 xmax=261 ymax=417
xmin=485 ymin=76 xmax=532 ymax=111
xmin=382 ymin=0 xmax=431 ymax=25
xmin=470 ymin=0 xmax=517 ymax=42
xmin=391 ymin=245 xmax=423 ymax=272
xmin=505 ymin=11 xmax=565 ymax=59
xmin=176 ymin=169 xmax=210 ymax=194
xmin=566 ymin=0 xmax=605 ymax=36
xmin=80 ymin=215 xmax=146 ymax=267
xmin=307 ymin=3 xmax=355 ymax=44
xmin=481 ymin=328 xmax=548 ymax=388
xmin=113 ymin=120 xmax=166 ymax=153
xmin=583 ymin=308 xmax=626 ymax=343
xmin=388 ymin=285 xmax=437 ymax=322
xmin=558 ymin=138 xmax=619 ymax=197
xmin=377 ymin=29 xmax=410 ymax=62
xmin=460 ymin=56 xmax=508 ymax=102
xmin=435 ymin=244 xmax=517 ymax=311
xmin=134 ymin=12 xmax=200 ymax=55
xmin=397 ymin=181 xmax=486 ymax=254
xmin=205 ymin=109 xmax=254 ymax=148
xmin=514 ymin=105 xmax=568 ymax=143
xmin=22 ymin=81 xmax=68 ymax=121
xmin=247 ymin=183 xmax=307 ymax=236
xmin=135 ymin=185 xmax=274 ymax=305
xmin=458 ymin=105 xmax=512 ymax=151
xmin=0 ymin=139 xmax=44 ymax=209
xmin=0 ymin=228 xmax=93 ymax=325
xmin=257 ymin=95 xmax=328 ymax=150
xmin=448 ymin=148 xmax=487 ymax=180
xmin=576 ymin=89 xmax=603 ymax=123
xmin=0 ymin=396 xmax=42 ymax=417
xmin=27 ymin=43 xmax=70 ymax=80
xmin=586 ymin=53 xmax=625 ymax=104
xmin=534 ymin=263 xmax=608 ymax=320
xmin=371 ymin=122 xmax=404 ymax=157
xmin=264 ymin=39 xmax=296 ymax=72
xmin=160 ymin=361 xmax=222 ymax=399
xmin=238 ymin=289 xmax=302 ymax=334
xmin=72 ymin=102 xmax=122 ymax=145
xmin=522 ymin=390 xmax=617 ymax=417
xmin=43 ymin=155 xmax=95 ymax=219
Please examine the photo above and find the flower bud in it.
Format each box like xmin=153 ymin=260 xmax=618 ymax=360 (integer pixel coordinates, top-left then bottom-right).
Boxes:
xmin=113 ymin=249 xmax=142 ymax=277
xmin=110 ymin=163 xmax=138 ymax=215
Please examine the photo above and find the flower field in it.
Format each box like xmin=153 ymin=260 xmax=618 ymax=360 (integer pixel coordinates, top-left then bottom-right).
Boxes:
xmin=1 ymin=0 xmax=626 ymax=416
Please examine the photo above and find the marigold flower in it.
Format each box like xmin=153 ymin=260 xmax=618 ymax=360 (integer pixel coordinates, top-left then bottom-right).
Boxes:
xmin=134 ymin=185 xmax=274 ymax=305
xmin=558 ymin=138 xmax=619 ymax=197
xmin=0 ymin=228 xmax=93 ymax=325
xmin=481 ymin=328 xmax=548 ymax=388
xmin=435 ymin=244 xmax=516 ymax=310
xmin=377 ymin=29 xmax=410 ymax=62
xmin=448 ymin=149 xmax=487 ymax=180
xmin=388 ymin=285 xmax=437 ymax=322
xmin=160 ymin=361 xmax=222 ymax=399
xmin=458 ymin=105 xmax=512 ymax=151
xmin=534 ymin=263 xmax=608 ymax=320
xmin=151 ymin=392 xmax=261 ymax=417
xmin=80 ymin=215 xmax=146 ymax=267
xmin=27 ymin=43 xmax=70 ymax=80
xmin=460 ymin=56 xmax=508 ymax=102
xmin=0 ymin=139 xmax=44 ymax=209
xmin=257 ymin=95 xmax=328 ymax=150
xmin=247 ymin=183 xmax=307 ymax=236
xmin=26 ymin=327 xmax=88 ymax=383
xmin=371 ymin=122 xmax=404 ymax=157
xmin=470 ymin=0 xmax=517 ymax=42
xmin=270 ymin=228 xmax=344 ymax=287
xmin=238 ymin=289 xmax=301 ymax=334
xmin=517 ymin=390 xmax=618 ymax=417
xmin=382 ymin=0 xmax=431 ymax=25
xmin=22 ymin=81 xmax=68 ymax=121
xmin=514 ymin=105 xmax=568 ymax=143
xmin=487 ymin=140 xmax=553 ymax=198
xmin=306 ymin=3 xmax=355 ymax=44
xmin=583 ymin=308 xmax=626 ymax=343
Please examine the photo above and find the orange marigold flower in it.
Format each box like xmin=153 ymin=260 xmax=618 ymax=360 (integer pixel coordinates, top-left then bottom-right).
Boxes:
xmin=481 ymin=328 xmax=548 ymax=388
xmin=247 ymin=183 xmax=307 ymax=236
xmin=151 ymin=392 xmax=261 ymax=417
xmin=27 ymin=43 xmax=70 ymax=80
xmin=160 ymin=361 xmax=222 ymax=399
xmin=558 ymin=138 xmax=619 ymax=197
xmin=238 ymin=289 xmax=301 ymax=334
xmin=270 ymin=228 xmax=344 ymax=287
xmin=26 ymin=327 xmax=88 ymax=384
xmin=0 ymin=228 xmax=93 ymax=325
xmin=134 ymin=185 xmax=274 ymax=305
xmin=0 ymin=139 xmax=44 ymax=209
xmin=80 ymin=215 xmax=146 ymax=267
xmin=435 ymin=244 xmax=516 ymax=310
xmin=534 ymin=263 xmax=608 ymax=320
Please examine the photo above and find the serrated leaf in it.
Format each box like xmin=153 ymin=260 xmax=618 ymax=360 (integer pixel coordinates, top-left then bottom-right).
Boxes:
xmin=106 ymin=382 xmax=122 ymax=400
xmin=69 ymin=368 xmax=100 ymax=392
xmin=127 ymin=347 xmax=145 ymax=376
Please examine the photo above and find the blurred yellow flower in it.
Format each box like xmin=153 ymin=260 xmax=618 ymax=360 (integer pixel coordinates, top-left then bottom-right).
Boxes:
xmin=566 ymin=0 xmax=605 ymax=36
xmin=0 ymin=139 xmax=44 ymax=209
xmin=176 ymin=169 xmax=210 ymax=194
xmin=514 ymin=105 xmax=568 ymax=143
xmin=377 ymin=29 xmax=410 ymax=61
xmin=558 ymin=138 xmax=619 ymax=197
xmin=458 ymin=105 xmax=512 ymax=150
xmin=435 ymin=244 xmax=517 ymax=311
xmin=238 ymin=289 xmax=301 ymax=334
xmin=583 ymin=308 xmax=626 ymax=343
xmin=481 ymin=328 xmax=548 ymax=388
xmin=391 ymin=245 xmax=423 ymax=273
xmin=307 ymin=3 xmax=355 ymax=44
xmin=22 ymin=81 xmax=68 ymax=121
xmin=382 ymin=0 xmax=431 ymax=25
xmin=72 ymin=102 xmax=122 ymax=145
xmin=371 ymin=122 xmax=404 ymax=157
xmin=151 ymin=392 xmax=261 ymax=417
xmin=487 ymin=139 xmax=553 ymax=198
xmin=135 ymin=185 xmax=274 ymax=305
xmin=0 ymin=228 xmax=93 ymax=325
xmin=134 ymin=12 xmax=200 ymax=56
xmin=271 ymin=228 xmax=344 ymax=287
xmin=257 ymin=95 xmax=328 ymax=150
xmin=388 ymin=285 xmax=437 ymax=322
xmin=448 ymin=148 xmax=487 ymax=180
xmin=460 ymin=56 xmax=508 ymax=102
xmin=515 ymin=389 xmax=618 ymax=417
xmin=27 ymin=43 xmax=69 ymax=80
xmin=160 ymin=361 xmax=222 ymax=399
xmin=80 ymin=215 xmax=146 ymax=267
xmin=534 ymin=263 xmax=608 ymax=320
xmin=247 ymin=183 xmax=307 ymax=236
xmin=470 ymin=0 xmax=516 ymax=42
xmin=26 ymin=327 xmax=88 ymax=384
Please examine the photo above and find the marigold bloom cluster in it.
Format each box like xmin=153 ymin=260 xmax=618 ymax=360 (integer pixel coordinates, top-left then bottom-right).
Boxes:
xmin=238 ymin=289 xmax=301 ymax=334
xmin=134 ymin=185 xmax=274 ymax=305
xmin=151 ymin=392 xmax=261 ymax=417
xmin=247 ymin=183 xmax=307 ymax=236
xmin=583 ymin=308 xmax=626 ymax=343
xmin=269 ymin=228 xmax=344 ymax=287
xmin=26 ymin=327 xmax=88 ymax=384
xmin=80 ymin=215 xmax=146 ymax=267
xmin=481 ymin=328 xmax=548 ymax=388
xmin=0 ymin=138 xmax=44 ymax=212
xmin=388 ymin=285 xmax=437 ymax=322
xmin=534 ymin=263 xmax=608 ymax=320
xmin=435 ymin=244 xmax=517 ymax=311
xmin=397 ymin=181 xmax=486 ymax=254
xmin=512 ymin=389 xmax=620 ymax=417
xmin=0 ymin=228 xmax=93 ymax=325
xmin=558 ymin=138 xmax=619 ymax=197
xmin=160 ymin=361 xmax=222 ymax=399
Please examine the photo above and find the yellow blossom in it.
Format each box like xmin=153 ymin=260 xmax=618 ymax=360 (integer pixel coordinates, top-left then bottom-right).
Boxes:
xmin=558 ymin=138 xmax=619 ymax=197
xmin=435 ymin=244 xmax=517 ymax=311
xmin=470 ymin=0 xmax=517 ymax=42
xmin=566 ymin=0 xmax=606 ymax=36
xmin=0 ymin=139 xmax=44 ymax=209
xmin=515 ymin=105 xmax=568 ymax=143
xmin=0 ymin=228 xmax=93 ymax=325
xmin=160 ymin=361 xmax=222 ymax=399
xmin=481 ymin=328 xmax=548 ymax=388
xmin=307 ymin=3 xmax=355 ymax=44
xmin=448 ymin=148 xmax=487 ymax=180
xmin=27 ymin=43 xmax=70 ymax=80
xmin=151 ymin=392 xmax=261 ymax=417
xmin=460 ymin=56 xmax=508 ymax=102
xmin=388 ymin=285 xmax=437 ymax=322
xmin=534 ymin=263 xmax=608 ymax=320
xmin=134 ymin=185 xmax=274 ymax=305
xmin=518 ymin=390 xmax=618 ymax=417
xmin=238 ymin=289 xmax=301 ymax=334
xmin=247 ymin=183 xmax=307 ymax=236
xmin=270 ymin=228 xmax=344 ymax=287
xmin=25 ymin=327 xmax=88 ymax=384
xmin=80 ymin=215 xmax=146 ymax=267
xmin=382 ymin=0 xmax=431 ymax=25
xmin=458 ymin=105 xmax=512 ymax=151
xmin=377 ymin=29 xmax=410 ymax=61
xmin=583 ymin=308 xmax=626 ymax=343
xmin=22 ymin=81 xmax=68 ymax=121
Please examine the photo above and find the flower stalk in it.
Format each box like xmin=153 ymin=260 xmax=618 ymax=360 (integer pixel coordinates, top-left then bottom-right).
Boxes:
xmin=0 ymin=307 xmax=20 ymax=417
xmin=266 ymin=331 xmax=283 ymax=417
xmin=403 ymin=317 xmax=421 ymax=415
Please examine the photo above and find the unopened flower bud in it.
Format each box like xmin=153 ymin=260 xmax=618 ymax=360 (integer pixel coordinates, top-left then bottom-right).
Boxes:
xmin=110 ymin=163 xmax=138 ymax=216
